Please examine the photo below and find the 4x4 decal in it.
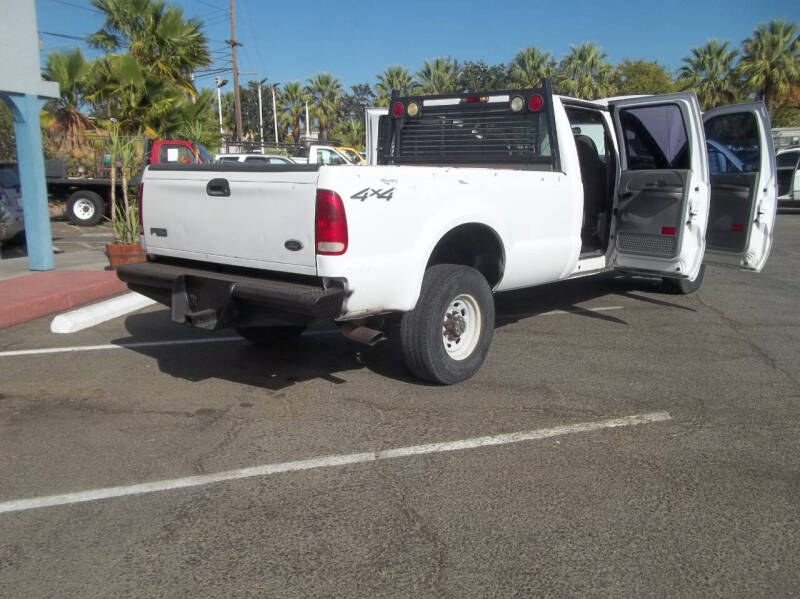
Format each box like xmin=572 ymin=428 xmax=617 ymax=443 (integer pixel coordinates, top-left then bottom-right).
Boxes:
xmin=350 ymin=187 xmax=394 ymax=201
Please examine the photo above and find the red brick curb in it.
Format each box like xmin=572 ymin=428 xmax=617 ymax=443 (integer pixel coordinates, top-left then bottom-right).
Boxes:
xmin=0 ymin=270 xmax=127 ymax=329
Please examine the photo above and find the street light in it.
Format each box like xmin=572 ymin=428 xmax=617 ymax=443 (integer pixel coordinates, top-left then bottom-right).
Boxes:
xmin=257 ymin=77 xmax=267 ymax=152
xmin=215 ymin=77 xmax=228 ymax=135
xmin=271 ymin=83 xmax=280 ymax=145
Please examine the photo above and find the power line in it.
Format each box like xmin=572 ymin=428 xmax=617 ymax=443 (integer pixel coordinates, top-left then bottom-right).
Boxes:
xmin=46 ymin=0 xmax=103 ymax=14
xmin=39 ymin=30 xmax=89 ymax=41
xmin=194 ymin=0 xmax=228 ymax=12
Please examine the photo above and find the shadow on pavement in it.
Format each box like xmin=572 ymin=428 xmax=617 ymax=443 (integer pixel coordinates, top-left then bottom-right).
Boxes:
xmin=116 ymin=273 xmax=688 ymax=390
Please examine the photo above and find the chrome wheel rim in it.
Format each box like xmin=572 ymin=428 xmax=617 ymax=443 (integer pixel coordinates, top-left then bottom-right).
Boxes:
xmin=442 ymin=293 xmax=481 ymax=360
xmin=73 ymin=198 xmax=95 ymax=220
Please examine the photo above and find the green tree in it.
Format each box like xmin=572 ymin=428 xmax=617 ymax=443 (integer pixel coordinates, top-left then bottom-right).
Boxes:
xmin=677 ymin=40 xmax=740 ymax=109
xmin=416 ymin=58 xmax=459 ymax=94
xmin=508 ymin=47 xmax=555 ymax=89
xmin=89 ymin=0 xmax=211 ymax=97
xmin=557 ymin=43 xmax=616 ymax=99
xmin=738 ymin=19 xmax=800 ymax=111
xmin=0 ymin=101 xmax=14 ymax=161
xmin=339 ymin=83 xmax=376 ymax=123
xmin=88 ymin=53 xmax=178 ymax=134
xmin=330 ymin=119 xmax=365 ymax=149
xmin=458 ymin=60 xmax=509 ymax=92
xmin=306 ymin=73 xmax=342 ymax=140
xmin=42 ymin=48 xmax=94 ymax=153
xmin=278 ymin=81 xmax=309 ymax=141
xmin=375 ymin=66 xmax=417 ymax=105
xmin=613 ymin=59 xmax=675 ymax=95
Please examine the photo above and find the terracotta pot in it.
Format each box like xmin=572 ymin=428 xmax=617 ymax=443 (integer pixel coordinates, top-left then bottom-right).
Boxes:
xmin=106 ymin=242 xmax=146 ymax=270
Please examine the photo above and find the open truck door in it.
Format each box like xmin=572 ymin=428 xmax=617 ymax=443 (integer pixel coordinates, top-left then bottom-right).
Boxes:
xmin=702 ymin=103 xmax=776 ymax=272
xmin=608 ymin=93 xmax=709 ymax=282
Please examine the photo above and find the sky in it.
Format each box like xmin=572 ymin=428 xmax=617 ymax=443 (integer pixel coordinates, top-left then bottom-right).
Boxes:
xmin=34 ymin=0 xmax=800 ymax=93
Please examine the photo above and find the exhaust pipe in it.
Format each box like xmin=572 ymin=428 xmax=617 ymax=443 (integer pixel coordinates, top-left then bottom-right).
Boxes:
xmin=341 ymin=323 xmax=387 ymax=346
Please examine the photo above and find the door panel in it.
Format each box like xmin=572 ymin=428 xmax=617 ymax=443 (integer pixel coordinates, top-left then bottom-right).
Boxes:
xmin=703 ymin=103 xmax=776 ymax=271
xmin=707 ymin=173 xmax=757 ymax=253
xmin=609 ymin=93 xmax=709 ymax=279
xmin=615 ymin=170 xmax=688 ymax=258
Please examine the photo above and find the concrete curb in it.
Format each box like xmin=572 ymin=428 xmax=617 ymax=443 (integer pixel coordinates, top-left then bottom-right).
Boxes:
xmin=0 ymin=270 xmax=127 ymax=329
xmin=51 ymin=292 xmax=156 ymax=333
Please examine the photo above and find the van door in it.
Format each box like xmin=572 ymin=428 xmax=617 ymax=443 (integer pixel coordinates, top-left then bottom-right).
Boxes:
xmin=703 ymin=103 xmax=777 ymax=271
xmin=608 ymin=93 xmax=709 ymax=281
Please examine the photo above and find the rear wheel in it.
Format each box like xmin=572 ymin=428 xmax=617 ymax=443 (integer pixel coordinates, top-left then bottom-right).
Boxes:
xmin=400 ymin=264 xmax=494 ymax=385
xmin=66 ymin=190 xmax=105 ymax=226
xmin=236 ymin=326 xmax=305 ymax=346
xmin=662 ymin=264 xmax=705 ymax=295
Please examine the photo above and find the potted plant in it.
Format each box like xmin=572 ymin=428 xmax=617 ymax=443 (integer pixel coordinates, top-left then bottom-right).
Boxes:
xmin=105 ymin=128 xmax=145 ymax=269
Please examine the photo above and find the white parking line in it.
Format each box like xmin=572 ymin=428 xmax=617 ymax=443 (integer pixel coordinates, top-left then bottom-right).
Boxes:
xmin=1 ymin=305 xmax=624 ymax=358
xmin=0 ymin=337 xmax=243 ymax=357
xmin=0 ymin=411 xmax=671 ymax=515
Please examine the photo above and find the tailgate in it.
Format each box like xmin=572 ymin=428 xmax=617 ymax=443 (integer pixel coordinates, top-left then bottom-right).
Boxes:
xmin=142 ymin=164 xmax=319 ymax=275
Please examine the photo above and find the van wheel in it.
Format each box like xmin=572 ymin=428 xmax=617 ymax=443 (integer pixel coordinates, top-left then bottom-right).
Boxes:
xmin=662 ymin=264 xmax=705 ymax=295
xmin=400 ymin=264 xmax=495 ymax=385
xmin=66 ymin=190 xmax=105 ymax=226
xmin=236 ymin=326 xmax=305 ymax=346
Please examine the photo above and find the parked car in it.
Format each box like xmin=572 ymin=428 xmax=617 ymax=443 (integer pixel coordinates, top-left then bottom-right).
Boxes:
xmin=0 ymin=162 xmax=24 ymax=243
xmin=290 ymin=144 xmax=355 ymax=165
xmin=120 ymin=85 xmax=777 ymax=385
xmin=337 ymin=146 xmax=365 ymax=165
xmin=216 ymin=153 xmax=297 ymax=165
xmin=777 ymin=147 xmax=800 ymax=204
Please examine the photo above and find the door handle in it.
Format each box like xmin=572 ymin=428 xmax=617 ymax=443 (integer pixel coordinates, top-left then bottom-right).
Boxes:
xmin=206 ymin=178 xmax=230 ymax=197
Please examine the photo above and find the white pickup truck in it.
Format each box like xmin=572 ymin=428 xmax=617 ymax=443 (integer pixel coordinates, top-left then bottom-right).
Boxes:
xmin=118 ymin=82 xmax=777 ymax=384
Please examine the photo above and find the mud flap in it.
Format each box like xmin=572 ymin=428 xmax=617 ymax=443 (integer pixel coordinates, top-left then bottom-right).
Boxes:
xmin=171 ymin=275 xmax=236 ymax=330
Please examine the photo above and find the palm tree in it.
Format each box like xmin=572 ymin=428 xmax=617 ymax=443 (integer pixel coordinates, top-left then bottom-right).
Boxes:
xmin=738 ymin=20 xmax=800 ymax=111
xmin=306 ymin=73 xmax=342 ymax=140
xmin=416 ymin=58 xmax=459 ymax=95
xmin=87 ymin=53 xmax=178 ymax=134
xmin=509 ymin=47 xmax=555 ymax=88
xmin=89 ymin=0 xmax=211 ymax=97
xmin=677 ymin=40 xmax=740 ymax=109
xmin=557 ymin=43 xmax=616 ymax=99
xmin=278 ymin=81 xmax=308 ymax=141
xmin=375 ymin=66 xmax=417 ymax=105
xmin=42 ymin=48 xmax=94 ymax=153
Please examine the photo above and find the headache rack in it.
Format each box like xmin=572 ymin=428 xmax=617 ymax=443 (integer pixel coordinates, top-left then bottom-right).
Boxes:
xmin=377 ymin=79 xmax=560 ymax=170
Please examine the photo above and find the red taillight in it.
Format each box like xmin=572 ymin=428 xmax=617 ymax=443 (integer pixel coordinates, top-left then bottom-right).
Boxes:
xmin=392 ymin=102 xmax=404 ymax=117
xmin=528 ymin=93 xmax=543 ymax=112
xmin=137 ymin=181 xmax=144 ymax=235
xmin=661 ymin=226 xmax=676 ymax=236
xmin=731 ymin=223 xmax=744 ymax=232
xmin=315 ymin=189 xmax=348 ymax=255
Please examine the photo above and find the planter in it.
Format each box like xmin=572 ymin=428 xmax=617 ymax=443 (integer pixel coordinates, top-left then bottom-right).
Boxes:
xmin=106 ymin=242 xmax=146 ymax=270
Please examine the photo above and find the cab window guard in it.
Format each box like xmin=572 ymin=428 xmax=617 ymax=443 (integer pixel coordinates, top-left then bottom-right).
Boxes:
xmin=378 ymin=79 xmax=561 ymax=171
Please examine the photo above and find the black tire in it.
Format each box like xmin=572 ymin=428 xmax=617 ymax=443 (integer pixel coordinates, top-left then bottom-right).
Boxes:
xmin=662 ymin=264 xmax=705 ymax=295
xmin=66 ymin=190 xmax=105 ymax=226
xmin=400 ymin=264 xmax=495 ymax=385
xmin=236 ymin=326 xmax=305 ymax=346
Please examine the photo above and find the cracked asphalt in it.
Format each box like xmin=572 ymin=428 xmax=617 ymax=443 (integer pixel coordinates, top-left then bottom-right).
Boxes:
xmin=1 ymin=214 xmax=799 ymax=598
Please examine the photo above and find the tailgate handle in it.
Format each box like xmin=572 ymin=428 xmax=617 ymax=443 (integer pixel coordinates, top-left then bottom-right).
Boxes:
xmin=206 ymin=178 xmax=230 ymax=197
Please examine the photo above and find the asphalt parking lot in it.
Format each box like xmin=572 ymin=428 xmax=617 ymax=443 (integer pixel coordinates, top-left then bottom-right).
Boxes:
xmin=1 ymin=215 xmax=799 ymax=598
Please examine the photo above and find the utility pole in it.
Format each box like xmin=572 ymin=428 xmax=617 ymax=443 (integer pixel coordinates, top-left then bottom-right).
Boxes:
xmin=257 ymin=78 xmax=266 ymax=152
xmin=227 ymin=0 xmax=243 ymax=141
xmin=272 ymin=83 xmax=280 ymax=145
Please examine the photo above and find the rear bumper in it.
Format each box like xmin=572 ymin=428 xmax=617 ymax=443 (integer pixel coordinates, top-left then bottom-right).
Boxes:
xmin=117 ymin=260 xmax=345 ymax=329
